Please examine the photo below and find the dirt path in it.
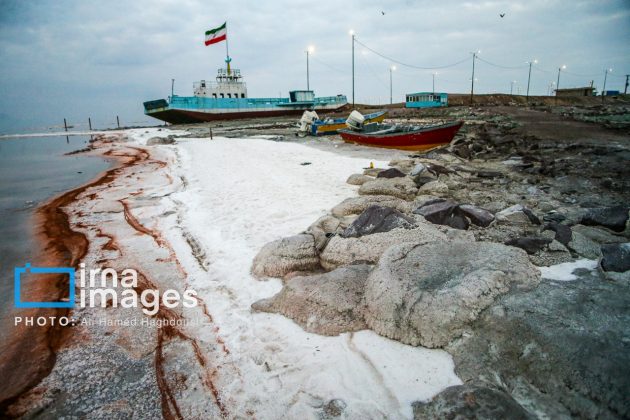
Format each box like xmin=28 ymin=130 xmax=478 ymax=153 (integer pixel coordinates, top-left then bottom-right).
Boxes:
xmin=495 ymin=106 xmax=630 ymax=146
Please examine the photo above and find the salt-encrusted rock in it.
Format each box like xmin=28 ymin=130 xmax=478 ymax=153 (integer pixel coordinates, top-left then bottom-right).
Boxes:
xmin=580 ymin=206 xmax=629 ymax=232
xmin=412 ymin=384 xmax=534 ymax=420
xmin=600 ymin=243 xmax=630 ymax=273
xmin=417 ymin=180 xmax=449 ymax=195
xmin=359 ymin=177 xmax=418 ymax=200
xmin=331 ymin=195 xmax=413 ymax=217
xmin=345 ymin=173 xmax=372 ymax=186
xmin=505 ymin=236 xmax=552 ymax=255
xmin=567 ymin=230 xmax=601 ymax=259
xmin=363 ymin=241 xmax=540 ymax=348
xmin=388 ymin=159 xmax=416 ymax=173
xmin=447 ymin=264 xmax=630 ymax=418
xmin=320 ymin=225 xmax=448 ymax=270
xmin=251 ymin=264 xmax=371 ymax=335
xmin=410 ymin=163 xmax=427 ymax=177
xmin=341 ymin=205 xmax=416 ymax=238
xmin=376 ymin=168 xmax=406 ymax=179
xmin=251 ymin=234 xmax=320 ymax=278
xmin=459 ymin=204 xmax=495 ymax=227
xmin=496 ymin=204 xmax=540 ymax=225
xmin=146 ymin=136 xmax=175 ymax=145
xmin=572 ymin=224 xmax=627 ymax=244
xmin=307 ymin=215 xmax=342 ymax=251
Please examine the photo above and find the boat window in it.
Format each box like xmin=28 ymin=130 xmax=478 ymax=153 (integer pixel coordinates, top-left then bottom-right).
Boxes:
xmin=227 ymin=93 xmax=231 ymax=98
xmin=220 ymin=93 xmax=224 ymax=98
xmin=241 ymin=93 xmax=245 ymax=98
xmin=212 ymin=94 xmax=217 ymax=98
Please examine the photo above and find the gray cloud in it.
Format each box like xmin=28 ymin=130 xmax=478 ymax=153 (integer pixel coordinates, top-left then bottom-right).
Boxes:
xmin=0 ymin=0 xmax=628 ymax=133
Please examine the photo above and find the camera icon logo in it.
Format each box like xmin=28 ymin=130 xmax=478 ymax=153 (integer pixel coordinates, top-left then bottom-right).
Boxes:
xmin=14 ymin=263 xmax=75 ymax=308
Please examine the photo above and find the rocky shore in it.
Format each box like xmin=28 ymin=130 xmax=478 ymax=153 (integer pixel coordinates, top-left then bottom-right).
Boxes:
xmin=250 ymin=104 xmax=630 ymax=418
xmin=3 ymin=103 xmax=629 ymax=419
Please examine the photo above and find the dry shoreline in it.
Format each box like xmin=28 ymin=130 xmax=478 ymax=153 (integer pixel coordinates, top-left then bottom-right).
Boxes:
xmin=0 ymin=135 xmax=145 ymax=414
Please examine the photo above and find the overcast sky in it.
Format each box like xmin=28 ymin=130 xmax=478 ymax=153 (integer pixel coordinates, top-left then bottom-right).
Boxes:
xmin=1 ymin=0 xmax=629 ymax=133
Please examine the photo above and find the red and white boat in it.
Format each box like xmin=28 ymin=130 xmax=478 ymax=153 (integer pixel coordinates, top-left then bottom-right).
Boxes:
xmin=338 ymin=113 xmax=463 ymax=151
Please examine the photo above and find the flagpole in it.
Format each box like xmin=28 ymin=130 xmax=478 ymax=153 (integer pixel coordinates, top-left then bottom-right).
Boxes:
xmin=225 ymin=22 xmax=231 ymax=75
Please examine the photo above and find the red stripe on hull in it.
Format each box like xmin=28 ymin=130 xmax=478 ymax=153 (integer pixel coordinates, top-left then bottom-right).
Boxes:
xmin=339 ymin=122 xmax=463 ymax=151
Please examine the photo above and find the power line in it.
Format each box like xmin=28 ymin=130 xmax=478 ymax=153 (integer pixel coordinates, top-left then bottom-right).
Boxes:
xmin=310 ymin=55 xmax=346 ymax=74
xmin=476 ymin=56 xmax=528 ymax=70
xmin=354 ymin=37 xmax=471 ymax=70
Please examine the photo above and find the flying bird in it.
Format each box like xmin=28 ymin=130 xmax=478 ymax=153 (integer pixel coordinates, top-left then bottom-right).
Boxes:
xmin=381 ymin=11 xmax=385 ymax=15
xmin=499 ymin=13 xmax=505 ymax=17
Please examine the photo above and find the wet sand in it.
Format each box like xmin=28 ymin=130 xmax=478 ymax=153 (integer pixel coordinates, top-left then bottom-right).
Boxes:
xmin=0 ymin=135 xmax=143 ymax=413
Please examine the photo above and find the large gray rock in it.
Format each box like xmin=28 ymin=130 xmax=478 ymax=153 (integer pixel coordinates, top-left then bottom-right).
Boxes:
xmin=496 ymin=204 xmax=540 ymax=225
xmin=345 ymin=173 xmax=372 ymax=186
xmin=363 ymin=241 xmax=540 ymax=348
xmin=572 ymin=224 xmax=627 ymax=244
xmin=251 ymin=265 xmax=371 ymax=335
xmin=580 ymin=206 xmax=629 ymax=232
xmin=331 ymin=195 xmax=413 ymax=217
xmin=412 ymin=384 xmax=534 ymax=420
xmin=459 ymin=204 xmax=495 ymax=227
xmin=320 ymin=225 xmax=448 ymax=270
xmin=567 ymin=230 xmax=601 ymax=259
xmin=359 ymin=177 xmax=418 ymax=200
xmin=342 ymin=205 xmax=415 ymax=238
xmin=307 ymin=215 xmax=342 ymax=251
xmin=601 ymin=242 xmax=630 ymax=272
xmin=417 ymin=180 xmax=449 ymax=195
xmin=447 ymin=267 xmax=630 ymax=418
xmin=251 ymin=234 xmax=320 ymax=278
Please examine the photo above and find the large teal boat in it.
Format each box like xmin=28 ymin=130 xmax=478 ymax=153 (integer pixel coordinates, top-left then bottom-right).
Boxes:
xmin=144 ymin=58 xmax=347 ymax=124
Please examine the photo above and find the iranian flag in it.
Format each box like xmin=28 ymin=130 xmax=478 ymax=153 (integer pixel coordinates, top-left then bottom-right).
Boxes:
xmin=205 ymin=22 xmax=227 ymax=46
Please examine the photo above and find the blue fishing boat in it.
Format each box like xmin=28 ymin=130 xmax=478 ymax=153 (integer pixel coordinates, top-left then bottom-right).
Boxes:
xmin=144 ymin=62 xmax=347 ymax=124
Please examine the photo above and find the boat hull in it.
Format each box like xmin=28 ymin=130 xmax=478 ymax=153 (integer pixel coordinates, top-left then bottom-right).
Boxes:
xmin=145 ymin=108 xmax=315 ymax=124
xmin=339 ymin=121 xmax=463 ymax=151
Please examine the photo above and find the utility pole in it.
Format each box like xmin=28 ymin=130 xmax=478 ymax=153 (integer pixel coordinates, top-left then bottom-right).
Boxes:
xmin=432 ymin=72 xmax=437 ymax=94
xmin=602 ymin=68 xmax=612 ymax=102
xmin=555 ymin=65 xmax=565 ymax=103
xmin=526 ymin=59 xmax=537 ymax=102
xmin=470 ymin=51 xmax=478 ymax=106
xmin=510 ymin=80 xmax=516 ymax=95
xmin=389 ymin=66 xmax=396 ymax=104
xmin=305 ymin=46 xmax=314 ymax=91
xmin=171 ymin=78 xmax=175 ymax=98
xmin=350 ymin=31 xmax=355 ymax=108
xmin=624 ymin=74 xmax=629 ymax=95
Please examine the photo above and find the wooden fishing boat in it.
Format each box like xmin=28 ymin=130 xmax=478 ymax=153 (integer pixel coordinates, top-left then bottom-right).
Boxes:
xmin=338 ymin=121 xmax=463 ymax=151
xmin=310 ymin=110 xmax=387 ymax=136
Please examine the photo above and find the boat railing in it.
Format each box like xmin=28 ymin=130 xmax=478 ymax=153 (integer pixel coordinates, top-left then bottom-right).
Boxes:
xmin=193 ymin=80 xmax=248 ymax=90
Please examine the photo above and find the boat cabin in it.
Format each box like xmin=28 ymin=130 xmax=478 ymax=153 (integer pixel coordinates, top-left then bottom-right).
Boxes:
xmin=193 ymin=68 xmax=248 ymax=99
xmin=405 ymin=92 xmax=448 ymax=108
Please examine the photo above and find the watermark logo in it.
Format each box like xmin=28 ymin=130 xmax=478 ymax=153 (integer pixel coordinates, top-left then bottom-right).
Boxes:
xmin=14 ymin=263 xmax=197 ymax=316
xmin=14 ymin=263 xmax=75 ymax=308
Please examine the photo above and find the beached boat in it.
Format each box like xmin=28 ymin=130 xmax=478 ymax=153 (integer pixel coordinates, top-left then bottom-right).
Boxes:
xmin=309 ymin=110 xmax=388 ymax=136
xmin=144 ymin=63 xmax=347 ymax=124
xmin=339 ymin=120 xmax=463 ymax=151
